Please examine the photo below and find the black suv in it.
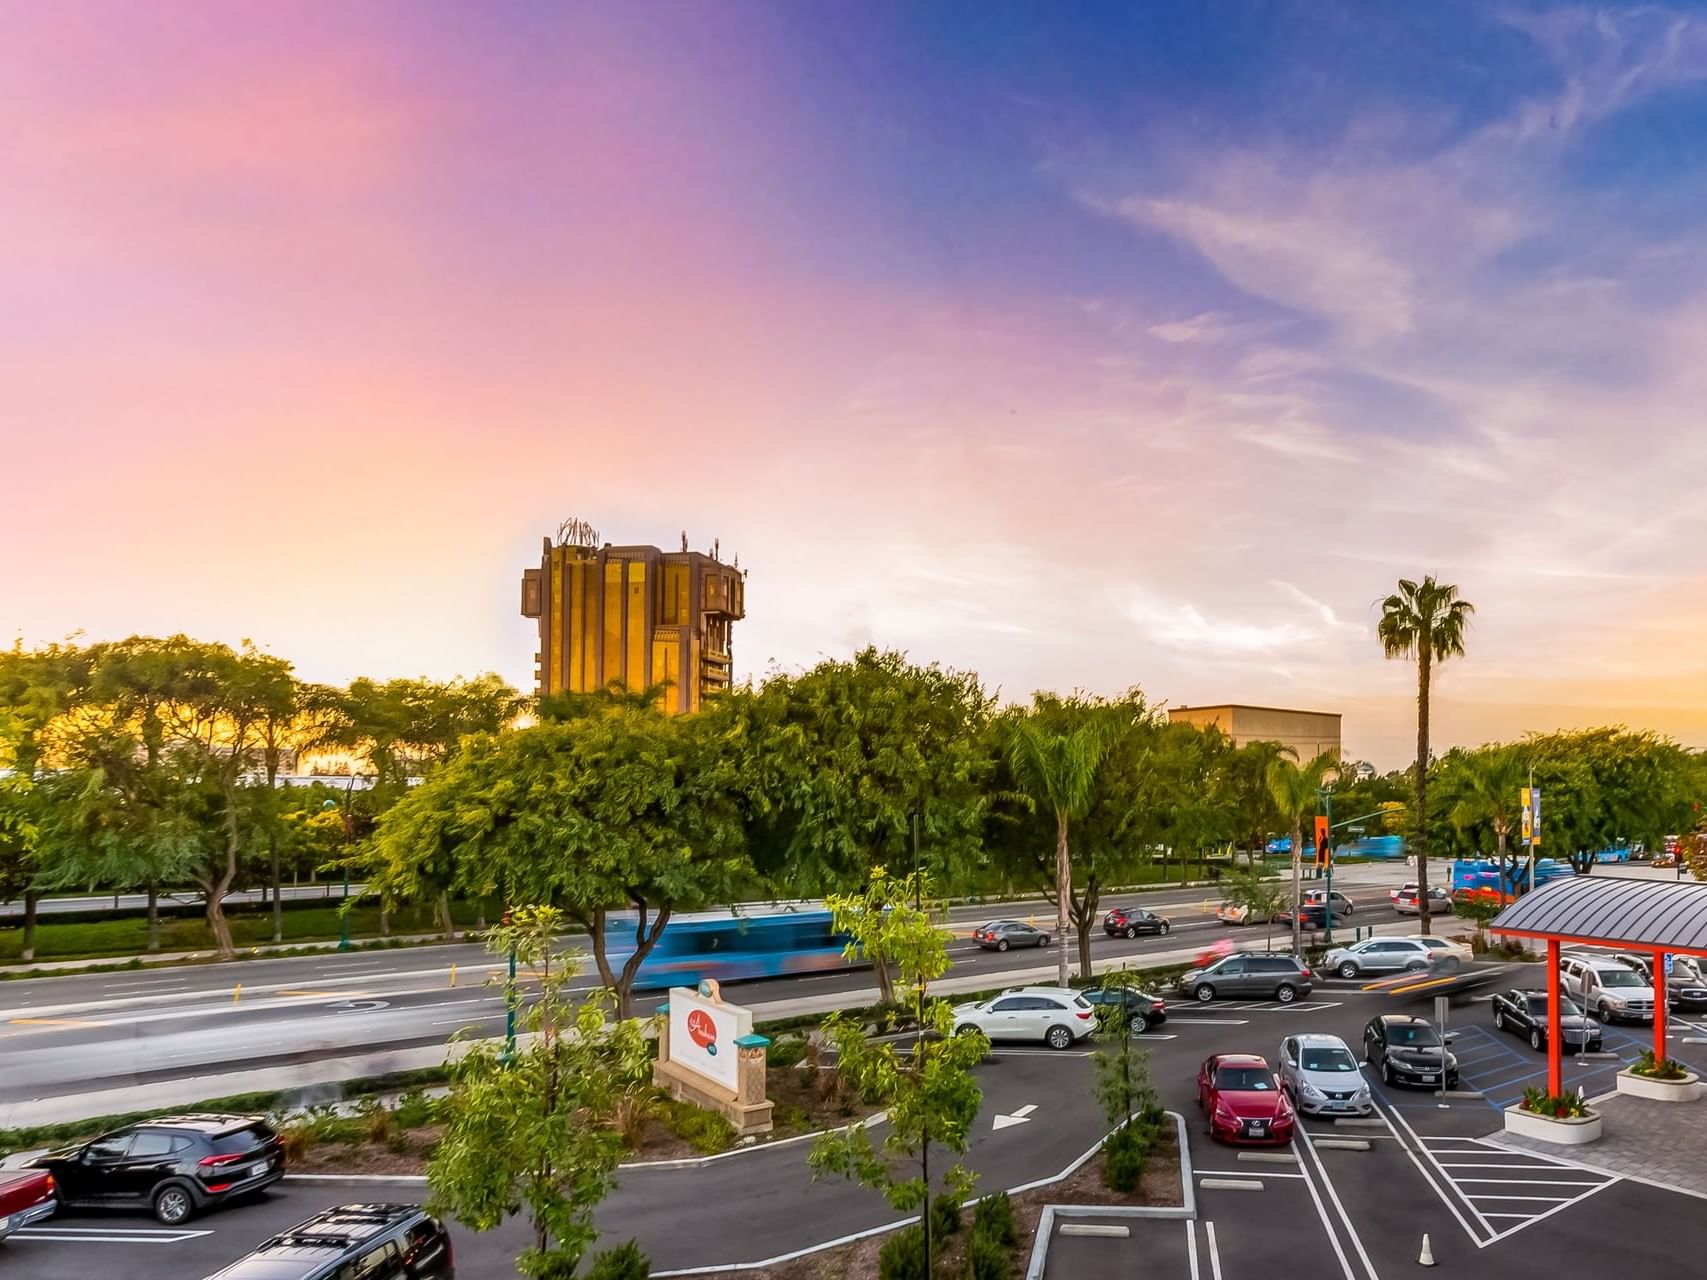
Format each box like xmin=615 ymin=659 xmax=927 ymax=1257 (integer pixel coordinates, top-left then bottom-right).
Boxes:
xmin=206 ymin=1204 xmax=454 ymax=1280
xmin=27 ymin=1113 xmax=283 ymax=1224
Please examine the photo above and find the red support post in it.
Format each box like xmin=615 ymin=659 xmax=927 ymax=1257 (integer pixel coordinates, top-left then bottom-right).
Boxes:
xmin=1546 ymin=939 xmax=1563 ymax=1096
xmin=1653 ymin=948 xmax=1668 ymax=1064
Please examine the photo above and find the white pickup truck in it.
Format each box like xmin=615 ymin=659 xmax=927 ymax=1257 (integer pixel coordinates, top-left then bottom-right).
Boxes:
xmin=1559 ymin=952 xmax=1656 ymax=1024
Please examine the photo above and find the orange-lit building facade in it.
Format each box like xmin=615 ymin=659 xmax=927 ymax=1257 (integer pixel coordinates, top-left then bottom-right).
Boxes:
xmin=520 ymin=533 xmax=745 ymax=715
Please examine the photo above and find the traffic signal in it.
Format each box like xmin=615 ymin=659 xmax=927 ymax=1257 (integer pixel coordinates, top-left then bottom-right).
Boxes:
xmin=1314 ymin=815 xmax=1330 ymax=870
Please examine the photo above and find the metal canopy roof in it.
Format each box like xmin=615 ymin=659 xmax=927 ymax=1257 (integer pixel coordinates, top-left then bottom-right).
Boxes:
xmin=1490 ymin=876 xmax=1707 ymax=954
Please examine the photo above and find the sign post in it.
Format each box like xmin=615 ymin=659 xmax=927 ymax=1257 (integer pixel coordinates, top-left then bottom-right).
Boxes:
xmin=1434 ymin=995 xmax=1451 ymax=1108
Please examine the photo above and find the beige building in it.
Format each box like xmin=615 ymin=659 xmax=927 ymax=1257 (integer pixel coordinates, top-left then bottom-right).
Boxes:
xmin=1168 ymin=703 xmax=1341 ymax=760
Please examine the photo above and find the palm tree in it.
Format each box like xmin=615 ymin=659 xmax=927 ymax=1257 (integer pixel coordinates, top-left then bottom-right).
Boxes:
xmin=1448 ymin=746 xmax=1525 ymax=896
xmin=1004 ymin=709 xmax=1116 ymax=987
xmin=1266 ymin=752 xmax=1339 ymax=958
xmin=1378 ymin=576 xmax=1474 ymax=934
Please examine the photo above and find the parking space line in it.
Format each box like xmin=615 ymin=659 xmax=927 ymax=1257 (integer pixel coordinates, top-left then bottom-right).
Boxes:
xmin=1290 ymin=1132 xmax=1360 ymax=1280
xmin=1186 ymin=1219 xmax=1201 ymax=1280
xmin=1294 ymin=1127 xmax=1379 ymax=1279
xmin=1205 ymin=1221 xmax=1223 ymax=1280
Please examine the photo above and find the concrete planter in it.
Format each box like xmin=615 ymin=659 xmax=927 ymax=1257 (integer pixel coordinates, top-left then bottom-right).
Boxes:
xmin=1503 ymin=1104 xmax=1602 ymax=1145
xmin=1616 ymin=1068 xmax=1702 ymax=1102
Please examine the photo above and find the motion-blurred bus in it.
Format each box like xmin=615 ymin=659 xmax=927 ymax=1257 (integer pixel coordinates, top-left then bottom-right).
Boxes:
xmin=1450 ymin=857 xmax=1572 ymax=901
xmin=606 ymin=907 xmax=862 ymax=991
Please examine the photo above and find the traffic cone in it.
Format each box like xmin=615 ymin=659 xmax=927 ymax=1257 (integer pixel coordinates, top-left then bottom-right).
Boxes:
xmin=1418 ymin=1234 xmax=1436 ymax=1267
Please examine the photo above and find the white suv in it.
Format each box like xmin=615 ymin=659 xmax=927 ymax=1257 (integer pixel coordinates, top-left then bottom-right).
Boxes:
xmin=950 ymin=986 xmax=1097 ymax=1050
xmin=1560 ymin=954 xmax=1655 ymax=1024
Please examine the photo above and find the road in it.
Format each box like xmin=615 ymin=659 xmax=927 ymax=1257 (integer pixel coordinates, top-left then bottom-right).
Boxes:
xmin=6 ymin=943 xmax=1707 ymax=1278
xmin=0 ymin=865 xmax=1417 ymax=1111
xmin=0 ymin=884 xmax=371 ymax=919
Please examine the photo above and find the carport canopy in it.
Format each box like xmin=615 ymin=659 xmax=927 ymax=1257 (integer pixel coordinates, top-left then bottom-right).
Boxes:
xmin=1491 ymin=878 xmax=1707 ymax=1094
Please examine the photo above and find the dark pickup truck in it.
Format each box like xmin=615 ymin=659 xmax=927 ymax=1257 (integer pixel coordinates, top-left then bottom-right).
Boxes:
xmin=0 ymin=1168 xmax=57 ymax=1240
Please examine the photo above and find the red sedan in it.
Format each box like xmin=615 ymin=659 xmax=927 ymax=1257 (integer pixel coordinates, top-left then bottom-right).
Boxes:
xmin=1196 ymin=1053 xmax=1296 ymax=1145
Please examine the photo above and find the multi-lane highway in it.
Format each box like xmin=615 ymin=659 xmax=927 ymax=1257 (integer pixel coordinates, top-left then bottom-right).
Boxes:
xmin=0 ymin=864 xmax=1422 ymax=1118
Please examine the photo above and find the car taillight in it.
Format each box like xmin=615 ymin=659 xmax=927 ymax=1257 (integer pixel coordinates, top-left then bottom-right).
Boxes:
xmin=1152 ymin=1001 xmax=1166 ymax=1010
xmin=43 ymin=1174 xmax=55 ymax=1193
xmin=1076 ymin=1010 xmax=1092 ymax=1020
xmin=199 ymin=1153 xmax=245 ymax=1167
xmin=1300 ymin=968 xmax=1312 ymax=979
xmin=205 ymin=1182 xmax=233 ymax=1193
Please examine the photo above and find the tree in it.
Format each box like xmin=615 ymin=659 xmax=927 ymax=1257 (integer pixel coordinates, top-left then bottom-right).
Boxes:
xmin=1089 ymin=970 xmax=1159 ymax=1192
xmin=986 ymin=692 xmax=1175 ymax=980
xmin=728 ymin=650 xmax=993 ymax=905
xmin=1220 ymin=739 xmax=1286 ymax=868
xmin=0 ymin=778 xmax=40 ymax=961
xmin=1002 ymin=701 xmax=1119 ymax=986
xmin=810 ymin=870 xmax=987 ymax=1275
xmin=1517 ymin=728 xmax=1698 ymax=873
xmin=428 ymin=906 xmax=650 ymax=1279
xmin=372 ymin=706 xmax=748 ymax=1017
xmin=1378 ymin=576 xmax=1474 ymax=933
xmin=1443 ymin=746 xmax=1526 ymax=893
xmin=1217 ymin=862 xmax=1289 ymax=949
xmin=1266 ymin=751 xmax=1338 ymax=957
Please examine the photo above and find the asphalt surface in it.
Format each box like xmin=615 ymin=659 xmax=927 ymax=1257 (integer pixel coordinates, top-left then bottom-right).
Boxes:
xmin=0 ymin=884 xmax=372 ymax=919
xmin=9 ymin=961 xmax=1707 ymax=1278
xmin=0 ymin=867 xmax=1420 ymax=1106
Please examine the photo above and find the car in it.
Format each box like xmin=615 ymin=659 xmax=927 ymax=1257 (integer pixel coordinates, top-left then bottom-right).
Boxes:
xmin=1362 ymin=1014 xmax=1459 ymax=1089
xmin=951 ymin=986 xmax=1096 ymax=1050
xmin=1216 ymin=902 xmax=1272 ymax=926
xmin=203 ymin=1203 xmax=454 ymax=1280
xmin=1490 ymin=988 xmax=1603 ymax=1053
xmin=1606 ymin=953 xmax=1707 ymax=1012
xmin=1389 ymin=881 xmax=1420 ymax=904
xmin=0 ymin=1169 xmax=57 ymax=1241
xmin=1302 ymin=889 xmax=1356 ymax=915
xmin=26 ymin=1114 xmax=283 ymax=1225
xmin=1276 ymin=1033 xmax=1373 ymax=1116
xmin=1322 ymin=937 xmax=1437 ymax=978
xmin=1559 ymin=953 xmax=1655 ymax=1024
xmin=1176 ymin=953 xmax=1314 ymax=1004
xmin=1080 ymin=985 xmax=1168 ymax=1029
xmin=1103 ymin=906 xmax=1172 ymax=938
xmin=1392 ymin=886 xmax=1451 ymax=916
xmin=1196 ymin=1053 xmax=1296 ymax=1145
xmin=1272 ymin=904 xmax=1346 ymax=930
xmin=971 ymin=920 xmax=1051 ymax=951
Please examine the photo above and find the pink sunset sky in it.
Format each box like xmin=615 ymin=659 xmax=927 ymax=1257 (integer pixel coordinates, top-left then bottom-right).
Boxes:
xmin=3 ymin=3 xmax=1706 ymax=768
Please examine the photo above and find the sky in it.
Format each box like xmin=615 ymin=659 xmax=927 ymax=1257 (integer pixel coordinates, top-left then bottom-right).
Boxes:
xmin=3 ymin=1 xmax=1706 ymax=768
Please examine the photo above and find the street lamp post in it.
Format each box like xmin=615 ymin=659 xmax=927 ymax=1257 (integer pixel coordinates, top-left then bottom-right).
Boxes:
xmin=339 ymin=773 xmax=357 ymax=951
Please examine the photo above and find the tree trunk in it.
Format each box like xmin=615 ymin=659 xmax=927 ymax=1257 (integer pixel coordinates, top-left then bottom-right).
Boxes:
xmin=206 ymin=890 xmax=235 ymax=958
xmin=270 ymin=844 xmax=283 ymax=944
xmin=379 ymin=907 xmax=390 ymax=938
xmin=21 ymin=889 xmax=39 ymax=963
xmin=1054 ymin=813 xmax=1071 ymax=988
xmin=437 ymin=889 xmax=455 ymax=940
xmin=475 ymin=900 xmax=487 ymax=931
xmin=146 ymin=882 xmax=160 ymax=952
xmin=1073 ymin=877 xmax=1098 ymax=982
xmin=1415 ymin=649 xmax=1433 ymax=935
xmin=1290 ymin=818 xmax=1303 ymax=959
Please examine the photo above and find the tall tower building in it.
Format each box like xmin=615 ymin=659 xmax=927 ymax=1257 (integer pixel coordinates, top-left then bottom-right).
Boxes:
xmin=520 ymin=519 xmax=745 ymax=714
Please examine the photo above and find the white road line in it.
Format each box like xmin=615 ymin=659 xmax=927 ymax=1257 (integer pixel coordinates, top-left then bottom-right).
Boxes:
xmin=1467 ymin=1194 xmax=1584 ymax=1202
xmin=1197 ymin=1168 xmax=1307 ymax=1179
xmin=1186 ymin=1219 xmax=1201 ymax=1280
xmin=1166 ymin=1018 xmax=1251 ymax=1026
xmin=1378 ymin=1100 xmax=1495 ymax=1242
xmin=1453 ymin=1178 xmax=1606 ymax=1186
xmin=1290 ymin=1134 xmax=1358 ymax=1280
xmin=1205 ymin=1221 xmax=1224 ymax=1280
xmin=1482 ymin=1180 xmax=1618 ymax=1244
xmin=1294 ymin=1125 xmax=1380 ymax=1280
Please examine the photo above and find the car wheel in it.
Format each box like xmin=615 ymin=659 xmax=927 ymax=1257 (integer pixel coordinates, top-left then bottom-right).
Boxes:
xmin=996 ymin=939 xmax=1009 ymax=952
xmin=1038 ymin=935 xmax=1050 ymax=947
xmin=1338 ymin=961 xmax=1359 ymax=979
xmin=1275 ymin=983 xmax=1297 ymax=1004
xmin=1530 ymin=1028 xmax=1543 ymax=1051
xmin=1159 ymin=922 xmax=1170 ymax=935
xmin=1405 ymin=960 xmax=1427 ymax=972
xmin=1380 ymin=1058 xmax=1395 ymax=1086
xmin=1046 ymin=1025 xmax=1073 ymax=1051
xmin=1599 ymin=1003 xmax=1613 ymax=1023
xmin=1194 ymin=984 xmax=1216 ymax=1003
xmin=1125 ymin=926 xmax=1138 ymax=939
xmin=955 ymin=1024 xmax=979 ymax=1037
xmin=1493 ymin=1009 xmax=1504 ymax=1030
xmin=153 ymin=1184 xmax=194 ymax=1226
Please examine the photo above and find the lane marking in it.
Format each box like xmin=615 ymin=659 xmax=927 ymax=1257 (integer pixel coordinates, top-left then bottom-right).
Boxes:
xmin=1294 ymin=1123 xmax=1380 ymax=1279
xmin=1199 ymin=1168 xmax=1306 ymax=1179
xmin=1290 ymin=1133 xmax=1359 ymax=1280
xmin=7 ymin=1017 xmax=108 ymax=1027
xmin=1186 ymin=1219 xmax=1201 ymax=1280
xmin=1205 ymin=1221 xmax=1224 ymax=1280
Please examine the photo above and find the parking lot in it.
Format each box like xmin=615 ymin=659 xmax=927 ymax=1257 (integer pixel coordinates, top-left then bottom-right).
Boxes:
xmin=8 ymin=965 xmax=1707 ymax=1280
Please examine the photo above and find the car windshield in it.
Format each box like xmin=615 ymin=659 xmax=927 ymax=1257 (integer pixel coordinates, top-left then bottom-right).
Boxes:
xmin=1385 ymin=1024 xmax=1442 ymax=1048
xmin=1301 ymin=1047 xmax=1357 ymax=1072
xmin=1215 ymin=1066 xmax=1273 ymax=1090
xmin=1527 ymin=996 xmax=1583 ymax=1016
xmin=1600 ymin=970 xmax=1645 ymax=988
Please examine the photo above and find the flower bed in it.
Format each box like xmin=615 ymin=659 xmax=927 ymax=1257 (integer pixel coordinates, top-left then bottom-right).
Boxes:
xmin=1618 ymin=1052 xmax=1701 ymax=1102
xmin=1504 ymin=1087 xmax=1601 ymax=1145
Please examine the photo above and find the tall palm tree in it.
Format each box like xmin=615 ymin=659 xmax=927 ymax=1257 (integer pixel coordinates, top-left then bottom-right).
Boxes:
xmin=1004 ymin=709 xmax=1116 ymax=987
xmin=1266 ymin=752 xmax=1339 ymax=958
xmin=1448 ymin=746 xmax=1525 ymax=896
xmin=1378 ymin=576 xmax=1474 ymax=933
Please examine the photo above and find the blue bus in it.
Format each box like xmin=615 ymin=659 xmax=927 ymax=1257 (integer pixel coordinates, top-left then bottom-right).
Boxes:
xmin=1450 ymin=857 xmax=1572 ymax=901
xmin=606 ymin=908 xmax=861 ymax=991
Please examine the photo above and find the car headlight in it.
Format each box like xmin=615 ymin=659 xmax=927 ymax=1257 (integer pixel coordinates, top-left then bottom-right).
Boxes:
xmin=1607 ymin=996 xmax=1627 ymax=1008
xmin=1301 ymin=1082 xmax=1324 ymax=1099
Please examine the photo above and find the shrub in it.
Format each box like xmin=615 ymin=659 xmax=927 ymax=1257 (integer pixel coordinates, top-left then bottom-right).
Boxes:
xmin=614 ymin=1089 xmax=657 ymax=1150
xmin=1102 ymin=1126 xmax=1147 ymax=1192
xmin=930 ymin=1192 xmax=963 ymax=1239
xmin=393 ymin=1088 xmax=434 ymax=1130
xmin=662 ymin=1100 xmax=735 ymax=1155
xmin=877 ymin=1226 xmax=930 ymax=1280
xmin=278 ymin=1121 xmax=315 ymax=1162
xmin=1518 ymin=1086 xmax=1589 ymax=1118
xmin=964 ymin=1230 xmax=1013 ymax=1280
xmin=585 ymin=1239 xmax=652 ymax=1279
xmin=971 ymin=1191 xmax=1017 ymax=1249
xmin=354 ymin=1096 xmax=391 ymax=1145
xmin=767 ymin=1036 xmax=808 ymax=1070
xmin=1631 ymin=1050 xmax=1690 ymax=1080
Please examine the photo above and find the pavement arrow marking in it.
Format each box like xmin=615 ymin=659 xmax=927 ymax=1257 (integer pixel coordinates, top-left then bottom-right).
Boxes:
xmin=992 ymin=1103 xmax=1037 ymax=1131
